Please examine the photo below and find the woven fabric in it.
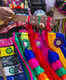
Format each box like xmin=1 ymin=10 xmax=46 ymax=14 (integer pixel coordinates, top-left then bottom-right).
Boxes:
xmin=0 ymin=31 xmax=26 ymax=80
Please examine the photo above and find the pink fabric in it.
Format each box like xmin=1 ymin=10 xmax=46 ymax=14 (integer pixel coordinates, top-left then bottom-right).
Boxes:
xmin=51 ymin=60 xmax=62 ymax=71
xmin=12 ymin=32 xmax=33 ymax=80
xmin=41 ymin=31 xmax=49 ymax=63
xmin=0 ymin=37 xmax=13 ymax=47
xmin=56 ymin=60 xmax=63 ymax=68
xmin=28 ymin=58 xmax=39 ymax=70
xmin=19 ymin=29 xmax=28 ymax=33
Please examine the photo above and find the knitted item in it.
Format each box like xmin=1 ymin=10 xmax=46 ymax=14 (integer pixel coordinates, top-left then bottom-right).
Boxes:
xmin=47 ymin=32 xmax=66 ymax=69
xmin=13 ymin=32 xmax=35 ymax=80
xmin=25 ymin=24 xmax=61 ymax=80
xmin=48 ymin=50 xmax=66 ymax=78
xmin=0 ymin=31 xmax=26 ymax=80
xmin=19 ymin=30 xmax=49 ymax=80
xmin=51 ymin=60 xmax=62 ymax=71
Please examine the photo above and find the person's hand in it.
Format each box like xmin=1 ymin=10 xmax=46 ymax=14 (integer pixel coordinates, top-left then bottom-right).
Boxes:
xmin=0 ymin=7 xmax=14 ymax=14
xmin=0 ymin=7 xmax=14 ymax=26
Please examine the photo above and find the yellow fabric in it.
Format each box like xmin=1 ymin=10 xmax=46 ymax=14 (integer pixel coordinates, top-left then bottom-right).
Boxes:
xmin=0 ymin=46 xmax=15 ymax=57
xmin=21 ymin=32 xmax=32 ymax=50
xmin=21 ymin=32 xmax=29 ymax=40
xmin=48 ymin=32 xmax=66 ymax=69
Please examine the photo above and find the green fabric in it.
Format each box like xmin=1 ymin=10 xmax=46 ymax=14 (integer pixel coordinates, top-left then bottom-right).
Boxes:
xmin=53 ymin=25 xmax=57 ymax=32
xmin=33 ymin=66 xmax=44 ymax=76
xmin=20 ymin=39 xmax=30 ymax=49
xmin=19 ymin=32 xmax=37 ymax=80
xmin=56 ymin=67 xmax=66 ymax=77
xmin=15 ymin=32 xmax=37 ymax=80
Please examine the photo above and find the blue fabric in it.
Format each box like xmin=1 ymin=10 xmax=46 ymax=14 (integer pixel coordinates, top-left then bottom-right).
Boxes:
xmin=24 ymin=48 xmax=35 ymax=61
xmin=56 ymin=33 xmax=66 ymax=58
xmin=60 ymin=46 xmax=66 ymax=58
xmin=48 ymin=50 xmax=59 ymax=63
xmin=0 ymin=73 xmax=26 ymax=80
xmin=56 ymin=33 xmax=65 ymax=41
xmin=14 ymin=47 xmax=28 ymax=80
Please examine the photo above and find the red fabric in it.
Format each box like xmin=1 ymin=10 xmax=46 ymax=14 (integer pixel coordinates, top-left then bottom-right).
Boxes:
xmin=26 ymin=24 xmax=61 ymax=80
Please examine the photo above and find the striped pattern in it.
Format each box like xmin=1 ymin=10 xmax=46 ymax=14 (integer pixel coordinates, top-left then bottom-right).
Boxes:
xmin=0 ymin=36 xmax=25 ymax=80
